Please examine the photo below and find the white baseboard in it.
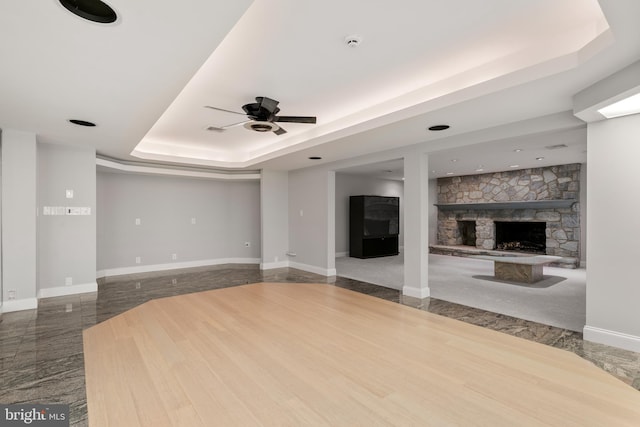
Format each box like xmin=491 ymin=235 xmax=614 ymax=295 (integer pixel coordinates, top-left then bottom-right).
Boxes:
xmin=2 ymin=297 xmax=38 ymax=313
xmin=335 ymin=251 xmax=348 ymax=258
xmin=97 ymin=258 xmax=260 ymax=278
xmin=260 ymin=260 xmax=290 ymax=270
xmin=38 ymin=282 xmax=98 ymax=299
xmin=289 ymin=262 xmax=336 ymax=277
xmin=402 ymin=285 xmax=430 ymax=299
xmin=583 ymin=325 xmax=640 ymax=353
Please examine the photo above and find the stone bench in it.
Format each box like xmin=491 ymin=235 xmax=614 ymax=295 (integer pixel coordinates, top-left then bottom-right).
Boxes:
xmin=472 ymin=255 xmax=562 ymax=284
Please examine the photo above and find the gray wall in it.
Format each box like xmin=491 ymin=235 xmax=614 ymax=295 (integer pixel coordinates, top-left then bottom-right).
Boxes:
xmin=97 ymin=171 xmax=260 ymax=272
xmin=38 ymin=143 xmax=97 ymax=291
xmin=1 ymin=130 xmax=37 ymax=309
xmin=335 ymin=173 xmax=404 ymax=255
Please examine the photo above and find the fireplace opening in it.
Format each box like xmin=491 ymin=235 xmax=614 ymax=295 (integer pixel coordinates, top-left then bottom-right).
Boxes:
xmin=458 ymin=221 xmax=476 ymax=246
xmin=495 ymin=221 xmax=546 ymax=254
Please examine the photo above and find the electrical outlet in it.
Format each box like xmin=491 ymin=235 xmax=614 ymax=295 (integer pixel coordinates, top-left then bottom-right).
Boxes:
xmin=172 ymin=279 xmax=177 ymax=285
xmin=8 ymin=290 xmax=16 ymax=300
xmin=66 ymin=189 xmax=74 ymax=199
xmin=66 ymin=304 xmax=73 ymax=313
xmin=135 ymin=256 xmax=141 ymax=264
xmin=65 ymin=277 xmax=73 ymax=286
xmin=244 ymin=241 xmax=251 ymax=247
xmin=135 ymin=282 xmax=141 ymax=290
xmin=135 ymin=218 xmax=141 ymax=225
xmin=191 ymin=217 xmax=196 ymax=225
xmin=172 ymin=253 xmax=177 ymax=260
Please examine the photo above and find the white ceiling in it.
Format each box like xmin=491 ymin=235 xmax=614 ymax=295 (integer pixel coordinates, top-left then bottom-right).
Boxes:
xmin=2 ymin=0 xmax=640 ymax=176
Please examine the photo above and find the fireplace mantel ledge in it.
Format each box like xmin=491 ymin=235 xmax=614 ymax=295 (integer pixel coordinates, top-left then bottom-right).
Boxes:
xmin=434 ymin=200 xmax=577 ymax=211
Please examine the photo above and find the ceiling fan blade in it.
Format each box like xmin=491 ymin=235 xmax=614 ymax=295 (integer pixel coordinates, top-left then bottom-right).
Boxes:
xmin=273 ymin=115 xmax=317 ymax=124
xmin=204 ymin=105 xmax=246 ymax=116
xmin=206 ymin=119 xmax=250 ymax=132
xmin=273 ymin=126 xmax=287 ymax=135
xmin=222 ymin=119 xmax=250 ymax=128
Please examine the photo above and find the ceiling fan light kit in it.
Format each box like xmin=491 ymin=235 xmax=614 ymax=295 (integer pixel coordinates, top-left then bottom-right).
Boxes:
xmin=244 ymin=122 xmax=279 ymax=132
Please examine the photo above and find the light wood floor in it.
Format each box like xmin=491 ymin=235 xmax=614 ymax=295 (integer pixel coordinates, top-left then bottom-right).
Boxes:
xmin=84 ymin=283 xmax=640 ymax=426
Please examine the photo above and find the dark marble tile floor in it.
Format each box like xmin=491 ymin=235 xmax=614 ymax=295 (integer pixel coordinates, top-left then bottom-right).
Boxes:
xmin=1 ymin=264 xmax=639 ymax=426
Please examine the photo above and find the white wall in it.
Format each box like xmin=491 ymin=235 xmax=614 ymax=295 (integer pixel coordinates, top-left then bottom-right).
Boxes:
xmin=335 ymin=173 xmax=404 ymax=256
xmin=584 ymin=114 xmax=640 ymax=352
xmin=97 ymin=171 xmax=261 ymax=275
xmin=38 ymin=143 xmax=97 ymax=297
xmin=1 ymin=130 xmax=37 ymax=311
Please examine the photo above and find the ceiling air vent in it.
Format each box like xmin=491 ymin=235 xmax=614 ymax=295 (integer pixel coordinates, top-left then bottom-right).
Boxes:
xmin=545 ymin=144 xmax=568 ymax=150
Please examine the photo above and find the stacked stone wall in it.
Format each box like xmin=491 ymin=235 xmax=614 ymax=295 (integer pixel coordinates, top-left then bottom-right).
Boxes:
xmin=436 ymin=164 xmax=580 ymax=260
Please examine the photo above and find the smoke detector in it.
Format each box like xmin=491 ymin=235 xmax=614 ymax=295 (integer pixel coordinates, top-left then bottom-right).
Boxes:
xmin=344 ymin=35 xmax=362 ymax=48
xmin=244 ymin=121 xmax=280 ymax=133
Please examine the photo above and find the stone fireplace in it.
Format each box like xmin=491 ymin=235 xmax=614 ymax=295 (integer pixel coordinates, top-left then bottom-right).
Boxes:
xmin=435 ymin=164 xmax=581 ymax=266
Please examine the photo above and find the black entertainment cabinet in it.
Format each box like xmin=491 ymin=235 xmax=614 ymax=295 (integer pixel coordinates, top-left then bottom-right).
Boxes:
xmin=349 ymin=195 xmax=399 ymax=258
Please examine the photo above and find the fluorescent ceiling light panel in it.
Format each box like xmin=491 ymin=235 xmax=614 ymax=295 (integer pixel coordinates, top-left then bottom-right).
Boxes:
xmin=598 ymin=92 xmax=640 ymax=118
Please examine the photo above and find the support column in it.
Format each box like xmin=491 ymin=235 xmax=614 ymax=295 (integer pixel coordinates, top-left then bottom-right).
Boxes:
xmin=403 ymin=151 xmax=429 ymax=298
xmin=260 ymin=170 xmax=290 ymax=269
xmin=1 ymin=130 xmax=37 ymax=312
xmin=584 ymin=114 xmax=640 ymax=352
xmin=326 ymin=171 xmax=336 ymax=275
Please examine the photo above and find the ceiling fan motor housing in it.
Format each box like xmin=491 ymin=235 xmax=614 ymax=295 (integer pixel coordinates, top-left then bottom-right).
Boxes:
xmin=242 ymin=96 xmax=280 ymax=121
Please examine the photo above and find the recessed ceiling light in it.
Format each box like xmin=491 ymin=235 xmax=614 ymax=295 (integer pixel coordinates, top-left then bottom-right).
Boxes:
xmin=428 ymin=125 xmax=450 ymax=131
xmin=308 ymin=156 xmax=322 ymax=160
xmin=514 ymin=148 xmax=523 ymax=152
xmin=598 ymin=92 xmax=640 ymax=118
xmin=446 ymin=172 xmax=454 ymax=175
xmin=69 ymin=119 xmax=96 ymax=127
xmin=536 ymin=157 xmax=545 ymax=161
xmin=475 ymin=168 xmax=484 ymax=172
xmin=450 ymin=159 xmax=458 ymax=163
xmin=59 ymin=0 xmax=118 ymax=24
xmin=510 ymin=164 xmax=519 ymax=168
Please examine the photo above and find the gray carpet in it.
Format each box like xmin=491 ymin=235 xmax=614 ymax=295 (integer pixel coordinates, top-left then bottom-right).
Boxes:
xmin=335 ymin=252 xmax=586 ymax=332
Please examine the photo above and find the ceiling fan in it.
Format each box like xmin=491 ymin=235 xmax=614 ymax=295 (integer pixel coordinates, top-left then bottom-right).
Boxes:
xmin=205 ymin=96 xmax=316 ymax=135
